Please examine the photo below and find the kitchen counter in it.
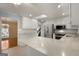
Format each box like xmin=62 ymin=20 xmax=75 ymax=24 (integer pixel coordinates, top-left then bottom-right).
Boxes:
xmin=19 ymin=35 xmax=79 ymax=56
xmin=61 ymin=34 xmax=79 ymax=41
xmin=2 ymin=37 xmax=17 ymax=41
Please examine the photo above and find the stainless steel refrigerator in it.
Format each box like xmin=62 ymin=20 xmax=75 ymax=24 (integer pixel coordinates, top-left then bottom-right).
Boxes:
xmin=42 ymin=24 xmax=54 ymax=38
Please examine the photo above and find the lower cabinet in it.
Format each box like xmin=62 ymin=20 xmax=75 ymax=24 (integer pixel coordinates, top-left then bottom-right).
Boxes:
xmin=1 ymin=38 xmax=17 ymax=50
xmin=9 ymin=38 xmax=17 ymax=48
xmin=1 ymin=40 xmax=9 ymax=50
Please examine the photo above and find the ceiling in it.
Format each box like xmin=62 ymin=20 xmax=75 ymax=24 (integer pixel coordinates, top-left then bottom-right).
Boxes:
xmin=0 ymin=3 xmax=69 ymax=21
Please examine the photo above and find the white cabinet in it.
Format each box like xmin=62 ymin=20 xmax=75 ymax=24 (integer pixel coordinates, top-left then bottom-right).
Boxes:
xmin=71 ymin=4 xmax=79 ymax=25
xmin=22 ymin=17 xmax=38 ymax=29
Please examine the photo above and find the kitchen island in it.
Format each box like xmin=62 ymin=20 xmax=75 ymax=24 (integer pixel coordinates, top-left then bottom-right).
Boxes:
xmin=20 ymin=34 xmax=79 ymax=56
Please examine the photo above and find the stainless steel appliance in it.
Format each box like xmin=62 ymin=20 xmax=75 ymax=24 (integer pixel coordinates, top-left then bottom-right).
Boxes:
xmin=55 ymin=25 xmax=66 ymax=40
xmin=42 ymin=24 xmax=54 ymax=38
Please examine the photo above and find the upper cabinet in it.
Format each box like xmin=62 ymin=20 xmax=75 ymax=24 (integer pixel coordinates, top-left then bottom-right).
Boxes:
xmin=22 ymin=17 xmax=38 ymax=29
xmin=71 ymin=4 xmax=79 ymax=25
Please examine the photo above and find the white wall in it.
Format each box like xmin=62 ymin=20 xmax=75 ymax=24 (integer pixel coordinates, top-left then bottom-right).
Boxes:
xmin=22 ymin=17 xmax=38 ymax=29
xmin=43 ymin=16 xmax=70 ymax=29
xmin=18 ymin=17 xmax=38 ymax=43
xmin=18 ymin=17 xmax=38 ymax=35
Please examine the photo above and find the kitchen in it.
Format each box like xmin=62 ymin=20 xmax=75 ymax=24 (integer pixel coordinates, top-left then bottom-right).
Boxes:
xmin=18 ymin=3 xmax=79 ymax=56
xmin=0 ymin=3 xmax=79 ymax=56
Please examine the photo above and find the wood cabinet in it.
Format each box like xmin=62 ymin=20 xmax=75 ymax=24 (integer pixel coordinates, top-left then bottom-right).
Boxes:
xmin=2 ymin=20 xmax=18 ymax=49
xmin=9 ymin=38 xmax=17 ymax=48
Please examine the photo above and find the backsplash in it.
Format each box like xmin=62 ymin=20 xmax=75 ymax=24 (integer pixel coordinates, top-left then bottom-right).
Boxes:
xmin=55 ymin=29 xmax=78 ymax=34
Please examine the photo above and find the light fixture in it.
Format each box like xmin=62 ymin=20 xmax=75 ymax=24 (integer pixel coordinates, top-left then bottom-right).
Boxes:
xmin=57 ymin=5 xmax=61 ymax=8
xmin=62 ymin=13 xmax=65 ymax=15
xmin=35 ymin=14 xmax=47 ymax=19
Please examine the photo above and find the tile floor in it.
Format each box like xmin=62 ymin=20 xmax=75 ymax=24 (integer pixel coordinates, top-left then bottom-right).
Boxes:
xmin=2 ymin=42 xmax=46 ymax=56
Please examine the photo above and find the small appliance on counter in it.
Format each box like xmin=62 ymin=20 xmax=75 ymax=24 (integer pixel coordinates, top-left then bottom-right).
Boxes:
xmin=55 ymin=25 xmax=66 ymax=40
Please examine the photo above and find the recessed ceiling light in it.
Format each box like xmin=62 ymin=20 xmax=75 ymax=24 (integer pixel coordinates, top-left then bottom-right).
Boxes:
xmin=57 ymin=5 xmax=61 ymax=8
xmin=62 ymin=13 xmax=65 ymax=15
xmin=35 ymin=14 xmax=47 ymax=19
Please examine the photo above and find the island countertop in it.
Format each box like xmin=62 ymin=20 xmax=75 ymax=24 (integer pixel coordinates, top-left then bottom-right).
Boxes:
xmin=20 ymin=35 xmax=79 ymax=56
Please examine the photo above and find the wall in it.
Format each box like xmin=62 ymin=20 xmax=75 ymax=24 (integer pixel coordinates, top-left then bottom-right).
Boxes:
xmin=0 ymin=10 xmax=21 ymax=21
xmin=22 ymin=17 xmax=38 ymax=29
xmin=19 ymin=16 xmax=38 ymax=35
xmin=71 ymin=3 xmax=79 ymax=26
xmin=18 ymin=17 xmax=38 ymax=43
xmin=0 ymin=21 xmax=1 ymax=52
xmin=41 ymin=16 xmax=70 ymax=37
xmin=43 ymin=16 xmax=70 ymax=28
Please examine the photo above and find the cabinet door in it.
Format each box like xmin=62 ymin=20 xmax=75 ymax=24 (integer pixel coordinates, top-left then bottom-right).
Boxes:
xmin=9 ymin=38 xmax=17 ymax=48
xmin=71 ymin=4 xmax=79 ymax=25
xmin=1 ymin=40 xmax=9 ymax=50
